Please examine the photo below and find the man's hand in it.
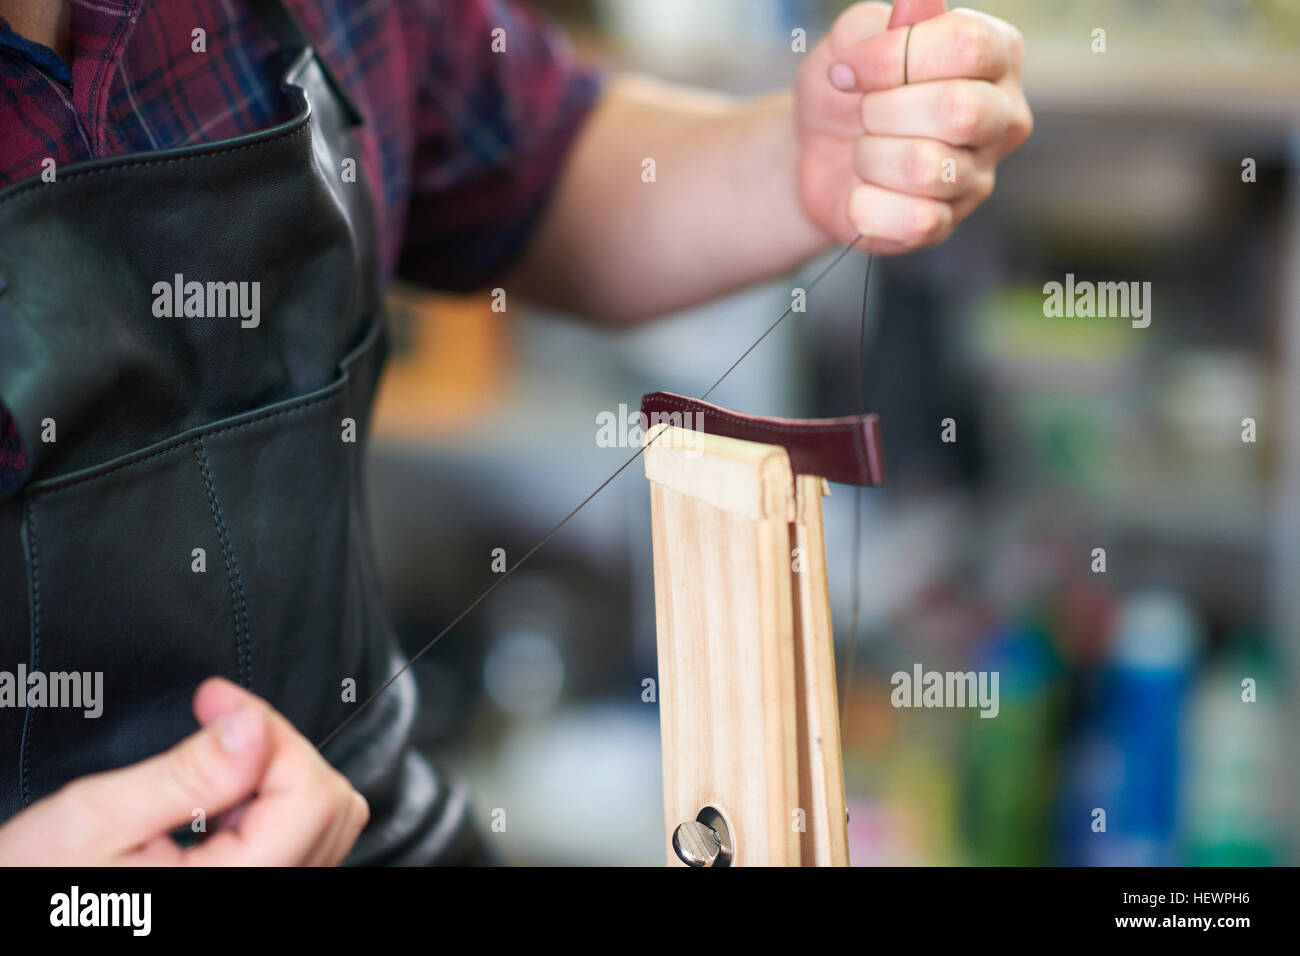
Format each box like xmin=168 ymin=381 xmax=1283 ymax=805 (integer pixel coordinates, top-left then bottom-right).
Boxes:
xmin=796 ymin=1 xmax=1033 ymax=254
xmin=0 ymin=678 xmax=369 ymax=866
xmin=513 ymin=0 xmax=1032 ymax=321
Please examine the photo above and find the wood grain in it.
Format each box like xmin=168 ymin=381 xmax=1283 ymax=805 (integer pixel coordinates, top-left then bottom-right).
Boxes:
xmin=645 ymin=424 xmax=849 ymax=866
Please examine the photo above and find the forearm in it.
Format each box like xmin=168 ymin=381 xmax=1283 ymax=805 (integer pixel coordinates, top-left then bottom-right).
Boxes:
xmin=510 ymin=75 xmax=832 ymax=324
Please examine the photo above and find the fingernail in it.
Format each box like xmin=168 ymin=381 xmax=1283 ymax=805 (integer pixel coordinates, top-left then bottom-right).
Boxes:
xmin=829 ymin=62 xmax=857 ymax=91
xmin=216 ymin=705 xmax=259 ymax=754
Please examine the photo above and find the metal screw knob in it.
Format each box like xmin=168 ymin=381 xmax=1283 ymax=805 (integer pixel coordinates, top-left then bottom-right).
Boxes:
xmin=672 ymin=807 xmax=733 ymax=867
xmin=673 ymin=820 xmax=722 ymax=867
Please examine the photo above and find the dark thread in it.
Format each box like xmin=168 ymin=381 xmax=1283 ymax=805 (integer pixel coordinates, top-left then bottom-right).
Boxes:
xmin=841 ymin=254 xmax=875 ymax=734
xmin=904 ymin=24 xmax=916 ymax=85
xmin=319 ymin=238 xmax=867 ymax=750
xmin=31 ymin=380 xmax=346 ymax=499
xmin=194 ymin=439 xmax=252 ymax=689
xmin=19 ymin=498 xmax=40 ymax=806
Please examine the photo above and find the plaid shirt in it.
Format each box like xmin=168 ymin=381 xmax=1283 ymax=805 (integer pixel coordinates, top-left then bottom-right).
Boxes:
xmin=0 ymin=0 xmax=602 ymax=489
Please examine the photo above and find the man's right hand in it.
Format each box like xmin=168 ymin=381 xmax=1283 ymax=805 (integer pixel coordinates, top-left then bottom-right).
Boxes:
xmin=0 ymin=678 xmax=369 ymax=865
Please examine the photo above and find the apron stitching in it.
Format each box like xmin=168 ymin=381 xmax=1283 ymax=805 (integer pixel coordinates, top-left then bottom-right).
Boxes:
xmin=18 ymin=497 xmax=40 ymax=806
xmin=29 ymin=384 xmax=343 ymax=499
xmin=0 ymin=121 xmax=311 ymax=208
xmin=193 ymin=438 xmax=252 ymax=690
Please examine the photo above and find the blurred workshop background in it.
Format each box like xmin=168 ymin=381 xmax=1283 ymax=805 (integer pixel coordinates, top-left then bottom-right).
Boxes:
xmin=365 ymin=0 xmax=1300 ymax=865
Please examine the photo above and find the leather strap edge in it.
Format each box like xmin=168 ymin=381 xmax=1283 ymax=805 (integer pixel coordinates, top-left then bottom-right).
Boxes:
xmin=640 ymin=391 xmax=885 ymax=487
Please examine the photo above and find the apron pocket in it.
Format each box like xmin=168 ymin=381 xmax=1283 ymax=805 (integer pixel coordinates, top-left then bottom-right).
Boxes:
xmin=18 ymin=321 xmax=385 ymax=805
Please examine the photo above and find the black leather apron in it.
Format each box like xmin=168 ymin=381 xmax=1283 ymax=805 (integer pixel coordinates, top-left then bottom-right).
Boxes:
xmin=0 ymin=0 xmax=464 ymax=865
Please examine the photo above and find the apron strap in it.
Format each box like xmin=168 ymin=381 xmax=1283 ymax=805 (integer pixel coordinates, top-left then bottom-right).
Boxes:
xmin=250 ymin=0 xmax=366 ymax=127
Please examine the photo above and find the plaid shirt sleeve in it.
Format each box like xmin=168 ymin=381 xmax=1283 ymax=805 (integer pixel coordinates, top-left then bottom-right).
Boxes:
xmin=394 ymin=1 xmax=603 ymax=292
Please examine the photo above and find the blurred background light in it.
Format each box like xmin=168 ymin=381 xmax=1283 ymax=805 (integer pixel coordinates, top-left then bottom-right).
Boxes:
xmin=365 ymin=0 xmax=1300 ymax=865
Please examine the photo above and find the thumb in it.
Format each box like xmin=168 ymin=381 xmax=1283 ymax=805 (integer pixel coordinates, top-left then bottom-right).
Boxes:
xmin=63 ymin=699 xmax=271 ymax=855
xmin=888 ymin=0 xmax=947 ymax=28
xmin=829 ymin=0 xmax=952 ymax=92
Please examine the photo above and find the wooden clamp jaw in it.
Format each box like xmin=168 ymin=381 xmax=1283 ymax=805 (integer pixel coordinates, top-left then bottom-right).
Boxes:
xmin=641 ymin=392 xmax=884 ymax=867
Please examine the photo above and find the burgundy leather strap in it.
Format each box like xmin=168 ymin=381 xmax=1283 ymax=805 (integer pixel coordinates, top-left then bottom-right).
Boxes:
xmin=640 ymin=392 xmax=885 ymax=487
